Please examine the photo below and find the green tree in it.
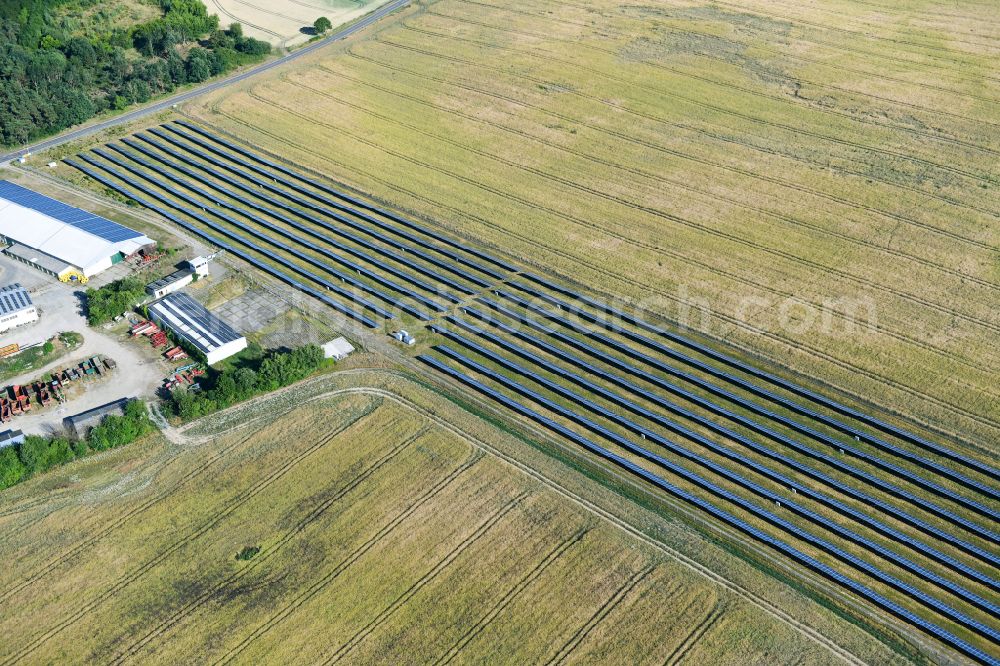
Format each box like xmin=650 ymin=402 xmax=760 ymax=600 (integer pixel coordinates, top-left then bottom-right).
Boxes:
xmin=313 ymin=16 xmax=332 ymax=34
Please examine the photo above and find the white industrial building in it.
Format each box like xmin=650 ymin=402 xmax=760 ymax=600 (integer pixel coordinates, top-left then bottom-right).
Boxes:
xmin=0 ymin=283 xmax=38 ymax=333
xmin=0 ymin=181 xmax=154 ymax=280
xmin=146 ymin=269 xmax=194 ymax=298
xmin=148 ymin=292 xmax=247 ymax=365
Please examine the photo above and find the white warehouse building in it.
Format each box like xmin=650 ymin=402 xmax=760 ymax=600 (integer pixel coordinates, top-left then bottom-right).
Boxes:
xmin=0 ymin=181 xmax=154 ymax=281
xmin=148 ymin=292 xmax=247 ymax=365
xmin=0 ymin=283 xmax=38 ymax=333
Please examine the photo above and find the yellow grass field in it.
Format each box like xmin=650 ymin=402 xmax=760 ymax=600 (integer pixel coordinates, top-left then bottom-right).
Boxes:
xmin=186 ymin=0 xmax=1000 ymax=456
xmin=207 ymin=0 xmax=398 ymax=48
xmin=0 ymin=370 xmax=905 ymax=665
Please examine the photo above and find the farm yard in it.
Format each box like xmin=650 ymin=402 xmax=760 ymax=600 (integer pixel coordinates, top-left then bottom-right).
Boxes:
xmin=0 ymin=372 xmax=891 ymax=665
xmin=7 ymin=0 xmax=999 ymax=663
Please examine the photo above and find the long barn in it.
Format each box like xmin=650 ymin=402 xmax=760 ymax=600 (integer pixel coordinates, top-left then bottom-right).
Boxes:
xmin=0 ymin=181 xmax=154 ymax=281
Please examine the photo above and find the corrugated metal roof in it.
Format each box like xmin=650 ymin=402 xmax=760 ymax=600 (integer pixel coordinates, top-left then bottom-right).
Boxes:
xmin=148 ymin=292 xmax=243 ymax=355
xmin=146 ymin=269 xmax=192 ymax=293
xmin=0 ymin=283 xmax=33 ymax=316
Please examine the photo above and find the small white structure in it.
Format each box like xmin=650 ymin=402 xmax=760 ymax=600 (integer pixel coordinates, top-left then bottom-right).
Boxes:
xmin=187 ymin=255 xmax=211 ymax=277
xmin=322 ymin=337 xmax=355 ymax=360
xmin=148 ymin=292 xmax=247 ymax=365
xmin=146 ymin=269 xmax=194 ymax=298
xmin=0 ymin=283 xmax=38 ymax=333
xmin=391 ymin=330 xmax=416 ymax=345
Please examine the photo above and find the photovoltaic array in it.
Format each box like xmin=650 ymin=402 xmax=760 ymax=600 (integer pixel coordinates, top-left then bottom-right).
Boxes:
xmin=67 ymin=122 xmax=998 ymax=665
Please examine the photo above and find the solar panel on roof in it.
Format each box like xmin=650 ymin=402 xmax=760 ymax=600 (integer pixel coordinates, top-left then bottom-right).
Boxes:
xmin=0 ymin=180 xmax=143 ymax=243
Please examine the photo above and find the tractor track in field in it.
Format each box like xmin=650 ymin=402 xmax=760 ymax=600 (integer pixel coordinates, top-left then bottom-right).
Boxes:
xmin=0 ymin=426 xmax=268 ymax=605
xmin=209 ymin=452 xmax=487 ymax=665
xmin=663 ymin=598 xmax=728 ymax=665
xmin=546 ymin=563 xmax=657 ymax=665
xmin=311 ymin=63 xmax=1000 ymax=296
xmin=361 ymin=40 xmax=1000 ymax=249
xmin=705 ymin=0 xmax=1000 ymax=78
xmin=455 ymin=0 xmax=1000 ymax=109
xmin=428 ymin=529 xmax=590 ymax=666
xmin=206 ymin=105 xmax=1000 ymax=439
xmin=4 ymin=404 xmax=382 ymax=666
xmin=106 ymin=416 xmax=434 ymax=664
xmin=319 ymin=491 xmax=531 ymax=664
xmin=622 ymin=0 xmax=1000 ymax=88
xmin=247 ymin=87 xmax=1000 ymax=376
xmin=393 ymin=23 xmax=999 ymax=186
xmin=433 ymin=2 xmax=1000 ymax=145
xmin=285 ymin=71 xmax=1000 ymax=342
xmin=208 ymin=0 xmax=284 ymax=39
xmin=446 ymin=0 xmax=1000 ymax=117
xmin=158 ymin=374 xmax=879 ymax=664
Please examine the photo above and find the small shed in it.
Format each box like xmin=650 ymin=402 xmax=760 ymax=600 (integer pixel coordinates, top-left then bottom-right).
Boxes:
xmin=146 ymin=269 xmax=193 ymax=298
xmin=0 ymin=429 xmax=25 ymax=449
xmin=64 ymin=398 xmax=132 ymax=438
xmin=322 ymin=337 xmax=355 ymax=360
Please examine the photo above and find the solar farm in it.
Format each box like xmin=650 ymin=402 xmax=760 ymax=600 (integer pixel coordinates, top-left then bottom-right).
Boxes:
xmin=58 ymin=115 xmax=1000 ymax=664
xmin=3 ymin=0 xmax=997 ymax=663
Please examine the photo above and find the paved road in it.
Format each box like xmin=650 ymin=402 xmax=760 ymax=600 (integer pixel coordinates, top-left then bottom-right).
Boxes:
xmin=0 ymin=0 xmax=410 ymax=164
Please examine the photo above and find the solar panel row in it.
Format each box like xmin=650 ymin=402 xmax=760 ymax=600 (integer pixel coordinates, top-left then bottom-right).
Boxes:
xmin=417 ymin=353 xmax=998 ymax=666
xmin=511 ymin=281 xmax=998 ymax=503
xmin=473 ymin=296 xmax=998 ymax=547
xmin=496 ymin=288 xmax=997 ymax=522
xmin=174 ymin=120 xmax=519 ymax=275
xmin=65 ymin=159 xmax=379 ymax=328
xmin=145 ymin=127 xmax=482 ymax=296
xmin=160 ymin=124 xmax=502 ymax=288
xmin=0 ymin=180 xmax=143 ymax=243
xmin=518 ymin=272 xmax=999 ymax=484
xmin=436 ymin=314 xmax=999 ymax=589
xmin=434 ymin=339 xmax=1000 ymax=634
xmin=83 ymin=151 xmax=398 ymax=321
xmin=97 ymin=146 xmax=434 ymax=321
xmin=121 ymin=136 xmax=460 ymax=306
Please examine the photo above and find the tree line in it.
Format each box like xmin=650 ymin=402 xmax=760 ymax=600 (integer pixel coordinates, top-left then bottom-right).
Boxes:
xmin=84 ymin=276 xmax=147 ymax=325
xmin=0 ymin=0 xmax=271 ymax=147
xmin=170 ymin=343 xmax=329 ymax=420
xmin=0 ymin=398 xmax=154 ymax=490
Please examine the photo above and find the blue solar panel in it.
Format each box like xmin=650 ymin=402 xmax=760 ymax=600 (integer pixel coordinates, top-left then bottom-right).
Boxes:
xmin=0 ymin=180 xmax=142 ymax=243
xmin=418 ymin=354 xmax=1000 ymax=666
xmin=474 ymin=296 xmax=998 ymax=546
xmin=496 ymin=289 xmax=998 ymax=522
xmin=65 ymin=159 xmax=379 ymax=328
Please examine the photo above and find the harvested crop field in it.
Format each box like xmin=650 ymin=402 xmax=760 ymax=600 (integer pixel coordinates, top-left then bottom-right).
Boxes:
xmin=188 ymin=0 xmax=1000 ymax=452
xmin=207 ymin=0 xmax=397 ymax=47
xmin=0 ymin=371 xmax=894 ymax=665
